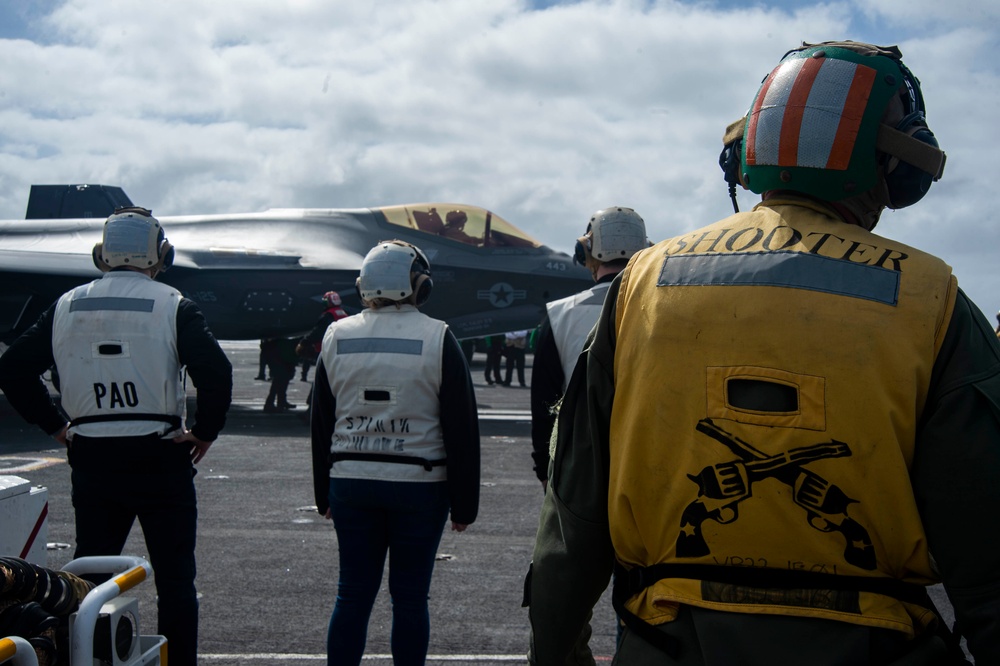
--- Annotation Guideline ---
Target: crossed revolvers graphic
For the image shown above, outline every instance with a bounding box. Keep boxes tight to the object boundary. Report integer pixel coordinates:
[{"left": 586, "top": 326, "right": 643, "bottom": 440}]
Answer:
[{"left": 676, "top": 419, "right": 876, "bottom": 570}]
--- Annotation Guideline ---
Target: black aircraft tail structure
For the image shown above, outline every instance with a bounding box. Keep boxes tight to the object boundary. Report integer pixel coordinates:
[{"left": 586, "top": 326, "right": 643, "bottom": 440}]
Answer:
[{"left": 25, "top": 184, "right": 134, "bottom": 220}]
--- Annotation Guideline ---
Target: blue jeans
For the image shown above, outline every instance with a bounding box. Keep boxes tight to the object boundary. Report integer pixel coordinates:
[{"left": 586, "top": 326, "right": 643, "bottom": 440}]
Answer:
[{"left": 327, "top": 478, "right": 450, "bottom": 666}]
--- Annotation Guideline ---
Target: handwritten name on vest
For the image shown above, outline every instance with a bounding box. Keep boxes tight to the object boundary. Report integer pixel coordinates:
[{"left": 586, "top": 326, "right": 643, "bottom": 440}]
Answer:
[
  {"left": 335, "top": 415, "right": 410, "bottom": 452},
  {"left": 666, "top": 225, "right": 908, "bottom": 272}
]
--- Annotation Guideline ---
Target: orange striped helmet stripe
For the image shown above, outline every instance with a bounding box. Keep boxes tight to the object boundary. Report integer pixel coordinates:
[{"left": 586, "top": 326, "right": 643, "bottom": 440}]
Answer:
[
  {"left": 826, "top": 64, "right": 877, "bottom": 169},
  {"left": 778, "top": 56, "right": 824, "bottom": 166}
]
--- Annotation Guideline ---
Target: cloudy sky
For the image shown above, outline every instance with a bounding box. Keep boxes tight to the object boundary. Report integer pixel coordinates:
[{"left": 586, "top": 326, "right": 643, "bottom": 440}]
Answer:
[{"left": 1, "top": 0, "right": 998, "bottom": 318}]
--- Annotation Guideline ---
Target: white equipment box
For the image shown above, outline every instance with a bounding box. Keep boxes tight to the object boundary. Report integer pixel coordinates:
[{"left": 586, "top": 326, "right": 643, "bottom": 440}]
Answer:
[{"left": 0, "top": 476, "right": 48, "bottom": 566}]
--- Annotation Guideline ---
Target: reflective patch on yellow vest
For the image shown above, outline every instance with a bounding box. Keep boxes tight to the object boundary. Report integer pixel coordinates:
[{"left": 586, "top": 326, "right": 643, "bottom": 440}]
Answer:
[
  {"left": 657, "top": 251, "right": 900, "bottom": 305},
  {"left": 701, "top": 580, "right": 861, "bottom": 613}
]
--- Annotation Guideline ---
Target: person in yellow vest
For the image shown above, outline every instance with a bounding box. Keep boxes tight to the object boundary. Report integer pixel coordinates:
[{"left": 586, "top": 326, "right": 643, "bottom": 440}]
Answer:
[{"left": 527, "top": 41, "right": 1000, "bottom": 665}]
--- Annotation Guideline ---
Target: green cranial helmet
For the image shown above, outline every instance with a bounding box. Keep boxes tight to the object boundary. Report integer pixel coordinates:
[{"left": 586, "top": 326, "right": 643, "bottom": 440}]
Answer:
[{"left": 737, "top": 42, "right": 945, "bottom": 206}]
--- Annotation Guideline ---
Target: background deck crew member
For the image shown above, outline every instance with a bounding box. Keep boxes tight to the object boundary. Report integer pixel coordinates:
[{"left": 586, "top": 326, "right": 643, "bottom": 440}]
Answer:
[
  {"left": 296, "top": 290, "right": 349, "bottom": 382},
  {"left": 530, "top": 206, "right": 649, "bottom": 490}
]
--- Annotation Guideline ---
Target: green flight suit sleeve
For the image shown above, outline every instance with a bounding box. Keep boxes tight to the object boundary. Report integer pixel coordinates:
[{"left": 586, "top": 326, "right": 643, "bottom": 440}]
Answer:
[
  {"left": 912, "top": 289, "right": 1000, "bottom": 663},
  {"left": 527, "top": 274, "right": 621, "bottom": 665}
]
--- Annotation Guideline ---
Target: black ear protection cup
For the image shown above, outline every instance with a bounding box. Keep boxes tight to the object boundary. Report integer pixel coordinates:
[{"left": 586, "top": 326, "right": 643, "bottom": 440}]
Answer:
[
  {"left": 719, "top": 115, "right": 750, "bottom": 213},
  {"left": 159, "top": 241, "right": 175, "bottom": 271},
  {"left": 884, "top": 111, "right": 939, "bottom": 209},
  {"left": 880, "top": 58, "right": 942, "bottom": 209},
  {"left": 573, "top": 237, "right": 589, "bottom": 265},
  {"left": 92, "top": 243, "right": 111, "bottom": 272},
  {"left": 719, "top": 137, "right": 745, "bottom": 213},
  {"left": 719, "top": 137, "right": 743, "bottom": 189},
  {"left": 574, "top": 223, "right": 594, "bottom": 265},
  {"left": 411, "top": 253, "right": 433, "bottom": 306},
  {"left": 412, "top": 272, "right": 433, "bottom": 306},
  {"left": 156, "top": 227, "right": 174, "bottom": 271}
]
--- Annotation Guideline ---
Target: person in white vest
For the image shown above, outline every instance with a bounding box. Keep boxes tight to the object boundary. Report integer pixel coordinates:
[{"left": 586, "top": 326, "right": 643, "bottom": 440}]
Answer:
[
  {"left": 527, "top": 41, "right": 1000, "bottom": 665},
  {"left": 529, "top": 206, "right": 649, "bottom": 491},
  {"left": 310, "top": 239, "right": 481, "bottom": 666},
  {"left": 0, "top": 207, "right": 233, "bottom": 666}
]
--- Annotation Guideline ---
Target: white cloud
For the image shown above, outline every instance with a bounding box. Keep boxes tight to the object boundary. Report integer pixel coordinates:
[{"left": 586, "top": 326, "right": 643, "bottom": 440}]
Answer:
[
  {"left": 850, "top": 0, "right": 1000, "bottom": 30},
  {"left": 0, "top": 0, "right": 998, "bottom": 315}
]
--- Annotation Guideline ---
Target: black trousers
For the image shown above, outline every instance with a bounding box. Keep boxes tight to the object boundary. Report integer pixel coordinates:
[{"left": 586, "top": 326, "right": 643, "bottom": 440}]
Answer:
[
  {"left": 505, "top": 348, "right": 526, "bottom": 385},
  {"left": 69, "top": 435, "right": 199, "bottom": 666},
  {"left": 485, "top": 341, "right": 503, "bottom": 383}
]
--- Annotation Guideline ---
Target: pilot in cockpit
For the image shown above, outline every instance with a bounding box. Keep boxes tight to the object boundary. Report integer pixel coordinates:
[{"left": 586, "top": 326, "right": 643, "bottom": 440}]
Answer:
[{"left": 439, "top": 210, "right": 477, "bottom": 245}]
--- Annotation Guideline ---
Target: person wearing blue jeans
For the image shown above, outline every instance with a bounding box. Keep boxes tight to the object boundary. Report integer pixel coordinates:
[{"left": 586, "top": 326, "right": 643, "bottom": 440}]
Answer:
[
  {"left": 327, "top": 479, "right": 450, "bottom": 663},
  {"left": 311, "top": 240, "right": 480, "bottom": 666}
]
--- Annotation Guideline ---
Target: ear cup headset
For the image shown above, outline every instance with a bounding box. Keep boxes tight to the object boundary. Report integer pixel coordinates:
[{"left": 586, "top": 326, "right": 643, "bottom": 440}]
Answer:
[
  {"left": 573, "top": 223, "right": 593, "bottom": 266},
  {"left": 882, "top": 111, "right": 940, "bottom": 209},
  {"left": 877, "top": 56, "right": 943, "bottom": 209},
  {"left": 91, "top": 244, "right": 111, "bottom": 272},
  {"left": 92, "top": 206, "right": 174, "bottom": 273},
  {"left": 719, "top": 123, "right": 745, "bottom": 213},
  {"left": 719, "top": 43, "right": 945, "bottom": 214},
  {"left": 410, "top": 248, "right": 434, "bottom": 306},
  {"left": 159, "top": 234, "right": 175, "bottom": 271}
]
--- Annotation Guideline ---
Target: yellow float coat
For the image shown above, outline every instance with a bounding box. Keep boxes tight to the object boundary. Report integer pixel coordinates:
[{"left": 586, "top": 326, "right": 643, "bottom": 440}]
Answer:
[{"left": 610, "top": 198, "right": 957, "bottom": 636}]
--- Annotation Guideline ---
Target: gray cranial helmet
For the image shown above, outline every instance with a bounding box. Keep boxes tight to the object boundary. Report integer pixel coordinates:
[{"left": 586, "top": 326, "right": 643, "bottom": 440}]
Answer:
[
  {"left": 93, "top": 207, "right": 173, "bottom": 272},
  {"left": 577, "top": 206, "right": 649, "bottom": 264},
  {"left": 356, "top": 240, "right": 432, "bottom": 305}
]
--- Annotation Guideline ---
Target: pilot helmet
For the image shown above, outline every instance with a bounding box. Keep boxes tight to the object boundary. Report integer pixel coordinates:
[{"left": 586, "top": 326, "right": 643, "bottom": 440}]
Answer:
[
  {"left": 322, "top": 291, "right": 342, "bottom": 308},
  {"left": 356, "top": 240, "right": 433, "bottom": 306},
  {"left": 575, "top": 206, "right": 649, "bottom": 266},
  {"left": 445, "top": 210, "right": 468, "bottom": 227},
  {"left": 92, "top": 206, "right": 174, "bottom": 273}
]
